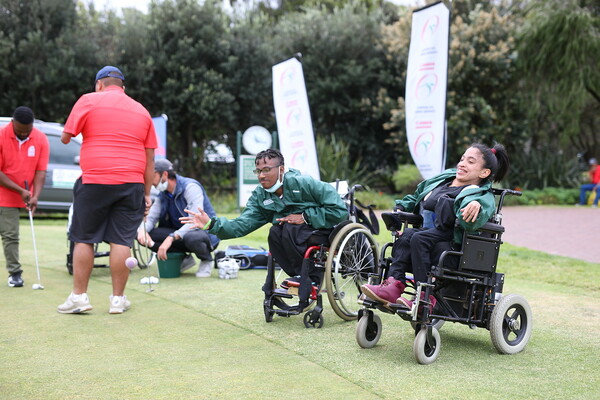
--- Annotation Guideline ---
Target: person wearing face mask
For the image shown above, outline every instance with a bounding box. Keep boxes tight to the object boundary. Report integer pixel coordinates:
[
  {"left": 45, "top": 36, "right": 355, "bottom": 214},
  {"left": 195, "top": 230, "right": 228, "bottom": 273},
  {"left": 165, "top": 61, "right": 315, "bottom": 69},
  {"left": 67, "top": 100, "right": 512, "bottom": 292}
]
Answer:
[
  {"left": 181, "top": 148, "right": 348, "bottom": 288},
  {"left": 360, "top": 143, "right": 510, "bottom": 310},
  {"left": 137, "top": 159, "right": 220, "bottom": 277}
]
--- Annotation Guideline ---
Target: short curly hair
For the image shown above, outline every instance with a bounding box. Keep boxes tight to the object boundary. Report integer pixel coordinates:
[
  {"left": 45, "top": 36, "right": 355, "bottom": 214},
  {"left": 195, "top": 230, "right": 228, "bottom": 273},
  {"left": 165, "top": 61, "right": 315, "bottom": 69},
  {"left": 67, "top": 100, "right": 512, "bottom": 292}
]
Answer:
[{"left": 255, "top": 149, "right": 284, "bottom": 166}]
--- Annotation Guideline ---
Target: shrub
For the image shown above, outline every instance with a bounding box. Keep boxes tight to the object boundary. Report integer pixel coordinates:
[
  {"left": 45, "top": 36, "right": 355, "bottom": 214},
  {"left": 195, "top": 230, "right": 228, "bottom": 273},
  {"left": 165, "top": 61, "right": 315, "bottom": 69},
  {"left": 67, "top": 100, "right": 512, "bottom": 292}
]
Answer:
[
  {"left": 503, "top": 187, "right": 579, "bottom": 206},
  {"left": 391, "top": 164, "right": 421, "bottom": 195},
  {"left": 316, "top": 134, "right": 375, "bottom": 187}
]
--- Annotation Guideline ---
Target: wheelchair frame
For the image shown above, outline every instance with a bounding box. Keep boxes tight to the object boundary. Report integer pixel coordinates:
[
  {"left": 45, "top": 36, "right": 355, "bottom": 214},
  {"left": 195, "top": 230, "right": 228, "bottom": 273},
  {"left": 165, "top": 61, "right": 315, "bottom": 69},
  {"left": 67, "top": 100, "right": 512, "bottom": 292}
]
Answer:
[
  {"left": 66, "top": 238, "right": 155, "bottom": 275},
  {"left": 262, "top": 184, "right": 380, "bottom": 328},
  {"left": 356, "top": 188, "right": 533, "bottom": 364}
]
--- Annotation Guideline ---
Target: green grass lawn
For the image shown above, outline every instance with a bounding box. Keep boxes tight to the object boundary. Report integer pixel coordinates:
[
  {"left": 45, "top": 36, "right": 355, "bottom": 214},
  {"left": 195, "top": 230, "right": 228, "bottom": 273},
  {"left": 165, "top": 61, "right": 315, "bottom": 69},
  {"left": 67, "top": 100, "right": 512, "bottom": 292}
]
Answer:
[{"left": 1, "top": 217, "right": 599, "bottom": 399}]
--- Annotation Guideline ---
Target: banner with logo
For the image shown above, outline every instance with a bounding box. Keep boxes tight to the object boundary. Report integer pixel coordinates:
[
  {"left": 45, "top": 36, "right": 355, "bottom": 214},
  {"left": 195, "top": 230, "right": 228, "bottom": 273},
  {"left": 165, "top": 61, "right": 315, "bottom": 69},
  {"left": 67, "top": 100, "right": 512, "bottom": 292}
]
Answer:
[
  {"left": 405, "top": 1, "right": 450, "bottom": 179},
  {"left": 272, "top": 57, "right": 320, "bottom": 179},
  {"left": 152, "top": 114, "right": 168, "bottom": 160}
]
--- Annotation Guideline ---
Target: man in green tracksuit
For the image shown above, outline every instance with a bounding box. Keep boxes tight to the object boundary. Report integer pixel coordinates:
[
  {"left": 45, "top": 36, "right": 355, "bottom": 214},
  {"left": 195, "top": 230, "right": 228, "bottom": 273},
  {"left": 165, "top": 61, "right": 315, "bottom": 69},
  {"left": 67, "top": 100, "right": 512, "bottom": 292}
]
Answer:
[{"left": 183, "top": 148, "right": 348, "bottom": 283}]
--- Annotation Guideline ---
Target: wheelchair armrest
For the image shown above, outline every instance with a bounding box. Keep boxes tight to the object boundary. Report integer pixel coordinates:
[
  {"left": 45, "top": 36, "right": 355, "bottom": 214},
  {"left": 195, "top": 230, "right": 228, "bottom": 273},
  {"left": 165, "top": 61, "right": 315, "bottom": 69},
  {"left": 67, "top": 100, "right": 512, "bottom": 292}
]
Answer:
[
  {"left": 477, "top": 222, "right": 505, "bottom": 234},
  {"left": 381, "top": 212, "right": 423, "bottom": 231}
]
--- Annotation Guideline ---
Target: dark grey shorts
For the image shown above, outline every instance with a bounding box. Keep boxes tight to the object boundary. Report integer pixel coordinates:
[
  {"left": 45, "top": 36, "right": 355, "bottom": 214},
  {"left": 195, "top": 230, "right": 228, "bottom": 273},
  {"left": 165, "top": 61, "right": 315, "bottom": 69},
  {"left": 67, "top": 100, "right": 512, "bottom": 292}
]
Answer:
[{"left": 69, "top": 178, "right": 145, "bottom": 247}]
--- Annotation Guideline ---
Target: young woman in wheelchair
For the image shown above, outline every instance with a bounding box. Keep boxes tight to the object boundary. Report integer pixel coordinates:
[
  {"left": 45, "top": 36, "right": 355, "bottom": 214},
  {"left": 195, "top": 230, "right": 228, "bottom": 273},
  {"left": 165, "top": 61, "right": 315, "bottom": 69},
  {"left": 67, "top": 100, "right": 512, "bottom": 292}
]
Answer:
[{"left": 361, "top": 143, "right": 509, "bottom": 310}]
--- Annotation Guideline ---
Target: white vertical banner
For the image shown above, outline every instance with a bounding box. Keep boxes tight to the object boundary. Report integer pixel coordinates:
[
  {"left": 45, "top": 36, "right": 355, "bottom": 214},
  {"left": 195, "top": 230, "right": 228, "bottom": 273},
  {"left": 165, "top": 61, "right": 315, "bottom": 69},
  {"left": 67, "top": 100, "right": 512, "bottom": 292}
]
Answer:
[
  {"left": 272, "top": 57, "right": 320, "bottom": 179},
  {"left": 405, "top": 1, "right": 450, "bottom": 179}
]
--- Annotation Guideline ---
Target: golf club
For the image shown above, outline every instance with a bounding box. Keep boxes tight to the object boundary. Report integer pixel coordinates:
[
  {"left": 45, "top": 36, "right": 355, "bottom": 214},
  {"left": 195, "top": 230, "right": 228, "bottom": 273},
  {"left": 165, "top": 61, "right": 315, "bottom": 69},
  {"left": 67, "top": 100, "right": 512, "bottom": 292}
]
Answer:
[
  {"left": 141, "top": 219, "right": 156, "bottom": 292},
  {"left": 25, "top": 181, "right": 44, "bottom": 290}
]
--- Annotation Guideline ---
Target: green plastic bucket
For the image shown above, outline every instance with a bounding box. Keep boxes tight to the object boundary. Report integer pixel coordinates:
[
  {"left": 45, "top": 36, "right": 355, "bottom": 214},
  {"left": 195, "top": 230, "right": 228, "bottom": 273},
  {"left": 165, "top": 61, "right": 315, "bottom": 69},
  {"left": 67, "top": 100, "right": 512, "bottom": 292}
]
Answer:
[{"left": 157, "top": 252, "right": 184, "bottom": 278}]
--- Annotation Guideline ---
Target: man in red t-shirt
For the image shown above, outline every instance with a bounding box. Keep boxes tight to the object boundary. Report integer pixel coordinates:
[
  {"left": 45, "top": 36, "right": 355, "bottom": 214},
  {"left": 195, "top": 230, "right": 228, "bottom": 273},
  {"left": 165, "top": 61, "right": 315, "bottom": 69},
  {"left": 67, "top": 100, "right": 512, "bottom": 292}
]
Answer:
[
  {"left": 578, "top": 157, "right": 600, "bottom": 207},
  {"left": 58, "top": 66, "right": 157, "bottom": 314},
  {"left": 0, "top": 106, "right": 49, "bottom": 287}
]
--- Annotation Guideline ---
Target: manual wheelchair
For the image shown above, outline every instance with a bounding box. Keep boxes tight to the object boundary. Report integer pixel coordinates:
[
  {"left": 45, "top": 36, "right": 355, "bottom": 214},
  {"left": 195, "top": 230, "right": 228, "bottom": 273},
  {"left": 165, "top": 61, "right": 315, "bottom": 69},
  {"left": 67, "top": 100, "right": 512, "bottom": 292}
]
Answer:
[
  {"left": 262, "top": 184, "right": 380, "bottom": 328},
  {"left": 65, "top": 206, "right": 155, "bottom": 274},
  {"left": 355, "top": 188, "right": 532, "bottom": 364}
]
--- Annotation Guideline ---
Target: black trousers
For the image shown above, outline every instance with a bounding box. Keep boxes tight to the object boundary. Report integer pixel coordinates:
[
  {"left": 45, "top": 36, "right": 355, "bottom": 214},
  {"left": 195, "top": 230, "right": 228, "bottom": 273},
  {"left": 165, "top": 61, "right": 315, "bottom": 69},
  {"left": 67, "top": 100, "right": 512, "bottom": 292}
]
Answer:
[
  {"left": 148, "top": 227, "right": 214, "bottom": 261},
  {"left": 388, "top": 227, "right": 453, "bottom": 284},
  {"left": 268, "top": 223, "right": 318, "bottom": 280}
]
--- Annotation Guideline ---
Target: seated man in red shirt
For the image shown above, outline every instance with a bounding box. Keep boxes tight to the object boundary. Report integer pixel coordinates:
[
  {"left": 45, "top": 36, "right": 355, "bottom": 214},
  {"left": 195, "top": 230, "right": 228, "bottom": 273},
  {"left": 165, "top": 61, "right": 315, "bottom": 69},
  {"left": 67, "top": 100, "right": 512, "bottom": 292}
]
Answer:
[
  {"left": 577, "top": 158, "right": 600, "bottom": 207},
  {"left": 0, "top": 106, "right": 49, "bottom": 287},
  {"left": 58, "top": 66, "right": 157, "bottom": 314}
]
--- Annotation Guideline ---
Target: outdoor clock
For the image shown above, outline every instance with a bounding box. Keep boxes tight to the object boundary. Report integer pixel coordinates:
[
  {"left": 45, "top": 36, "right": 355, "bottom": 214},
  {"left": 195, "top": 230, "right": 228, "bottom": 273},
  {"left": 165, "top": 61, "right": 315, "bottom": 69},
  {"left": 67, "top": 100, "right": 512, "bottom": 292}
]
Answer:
[{"left": 242, "top": 126, "right": 272, "bottom": 155}]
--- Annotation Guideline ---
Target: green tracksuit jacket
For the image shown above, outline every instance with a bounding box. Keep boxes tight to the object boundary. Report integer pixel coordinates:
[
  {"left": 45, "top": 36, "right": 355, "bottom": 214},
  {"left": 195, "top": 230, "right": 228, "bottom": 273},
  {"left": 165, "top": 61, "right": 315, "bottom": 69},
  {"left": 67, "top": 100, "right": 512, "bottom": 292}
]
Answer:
[
  {"left": 395, "top": 168, "right": 496, "bottom": 243},
  {"left": 208, "top": 169, "right": 348, "bottom": 239}
]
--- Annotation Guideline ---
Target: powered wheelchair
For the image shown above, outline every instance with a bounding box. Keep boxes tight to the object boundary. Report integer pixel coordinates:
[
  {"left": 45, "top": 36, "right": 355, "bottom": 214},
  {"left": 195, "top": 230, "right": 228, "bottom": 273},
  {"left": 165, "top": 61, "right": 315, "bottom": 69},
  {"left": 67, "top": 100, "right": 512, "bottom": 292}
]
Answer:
[
  {"left": 355, "top": 188, "right": 532, "bottom": 364},
  {"left": 262, "top": 184, "right": 380, "bottom": 328}
]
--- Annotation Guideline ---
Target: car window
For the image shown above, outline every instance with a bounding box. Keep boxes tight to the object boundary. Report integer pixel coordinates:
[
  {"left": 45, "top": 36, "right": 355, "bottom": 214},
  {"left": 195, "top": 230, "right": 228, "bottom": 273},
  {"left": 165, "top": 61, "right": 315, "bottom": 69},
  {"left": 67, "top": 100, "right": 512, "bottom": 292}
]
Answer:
[{"left": 46, "top": 134, "right": 80, "bottom": 165}]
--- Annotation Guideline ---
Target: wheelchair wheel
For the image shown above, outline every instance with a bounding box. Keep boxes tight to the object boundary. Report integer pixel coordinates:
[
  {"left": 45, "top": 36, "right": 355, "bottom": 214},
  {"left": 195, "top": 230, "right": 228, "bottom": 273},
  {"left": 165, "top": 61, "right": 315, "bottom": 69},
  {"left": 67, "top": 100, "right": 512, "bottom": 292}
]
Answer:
[
  {"left": 325, "top": 223, "right": 379, "bottom": 321},
  {"left": 132, "top": 240, "right": 155, "bottom": 270},
  {"left": 303, "top": 310, "right": 324, "bottom": 328},
  {"left": 413, "top": 327, "right": 441, "bottom": 364},
  {"left": 356, "top": 312, "right": 382, "bottom": 349},
  {"left": 489, "top": 294, "right": 532, "bottom": 355}
]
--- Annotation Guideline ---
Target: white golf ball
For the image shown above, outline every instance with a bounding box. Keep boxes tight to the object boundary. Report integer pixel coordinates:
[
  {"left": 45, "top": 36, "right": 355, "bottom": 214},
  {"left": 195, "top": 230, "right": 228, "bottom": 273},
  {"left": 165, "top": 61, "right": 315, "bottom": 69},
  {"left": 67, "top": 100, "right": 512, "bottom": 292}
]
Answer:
[
  {"left": 125, "top": 257, "right": 138, "bottom": 270},
  {"left": 32, "top": 283, "right": 43, "bottom": 290}
]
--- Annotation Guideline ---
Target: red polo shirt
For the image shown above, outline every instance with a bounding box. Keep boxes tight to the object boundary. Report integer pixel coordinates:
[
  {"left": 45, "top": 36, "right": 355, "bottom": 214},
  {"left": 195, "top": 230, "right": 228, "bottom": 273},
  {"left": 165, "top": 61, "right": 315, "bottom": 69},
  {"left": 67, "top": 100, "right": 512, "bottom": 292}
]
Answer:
[
  {"left": 591, "top": 165, "right": 600, "bottom": 185},
  {"left": 63, "top": 86, "right": 157, "bottom": 184},
  {"left": 0, "top": 122, "right": 49, "bottom": 207}
]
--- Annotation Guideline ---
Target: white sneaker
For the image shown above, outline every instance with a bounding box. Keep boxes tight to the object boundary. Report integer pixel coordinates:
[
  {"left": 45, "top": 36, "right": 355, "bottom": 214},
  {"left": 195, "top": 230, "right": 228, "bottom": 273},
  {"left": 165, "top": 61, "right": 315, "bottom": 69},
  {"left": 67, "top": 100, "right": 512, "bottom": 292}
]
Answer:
[
  {"left": 180, "top": 254, "right": 196, "bottom": 272},
  {"left": 57, "top": 292, "right": 93, "bottom": 314},
  {"left": 195, "top": 260, "right": 213, "bottom": 278},
  {"left": 109, "top": 295, "right": 131, "bottom": 314}
]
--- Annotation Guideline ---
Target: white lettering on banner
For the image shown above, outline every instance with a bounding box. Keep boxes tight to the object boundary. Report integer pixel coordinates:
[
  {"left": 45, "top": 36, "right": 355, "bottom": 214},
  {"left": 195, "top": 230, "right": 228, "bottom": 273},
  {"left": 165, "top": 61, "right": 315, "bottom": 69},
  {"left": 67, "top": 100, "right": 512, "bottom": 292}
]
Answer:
[
  {"left": 272, "top": 58, "right": 320, "bottom": 179},
  {"left": 405, "top": 2, "right": 450, "bottom": 179}
]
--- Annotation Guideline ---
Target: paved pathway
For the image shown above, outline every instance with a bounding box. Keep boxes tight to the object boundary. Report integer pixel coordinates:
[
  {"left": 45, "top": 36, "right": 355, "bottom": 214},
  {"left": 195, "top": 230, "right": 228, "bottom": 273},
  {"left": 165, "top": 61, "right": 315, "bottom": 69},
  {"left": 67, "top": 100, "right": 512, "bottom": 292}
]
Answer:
[{"left": 500, "top": 206, "right": 600, "bottom": 264}]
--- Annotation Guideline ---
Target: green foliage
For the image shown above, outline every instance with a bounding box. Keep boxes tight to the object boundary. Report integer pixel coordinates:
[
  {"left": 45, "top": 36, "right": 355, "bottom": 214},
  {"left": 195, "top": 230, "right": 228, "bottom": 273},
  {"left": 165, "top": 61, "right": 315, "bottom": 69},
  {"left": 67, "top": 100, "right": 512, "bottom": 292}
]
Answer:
[
  {"left": 143, "top": 0, "right": 235, "bottom": 174},
  {"left": 272, "top": 1, "right": 394, "bottom": 170},
  {"left": 506, "top": 146, "right": 581, "bottom": 190},
  {"left": 1, "top": 0, "right": 598, "bottom": 196},
  {"left": 380, "top": 2, "right": 530, "bottom": 166},
  {"left": 0, "top": 0, "right": 98, "bottom": 120},
  {"left": 391, "top": 164, "right": 421, "bottom": 194},
  {"left": 315, "top": 133, "right": 375, "bottom": 187},
  {"left": 517, "top": 0, "right": 600, "bottom": 155},
  {"left": 354, "top": 189, "right": 396, "bottom": 211},
  {"left": 503, "top": 187, "right": 579, "bottom": 206}
]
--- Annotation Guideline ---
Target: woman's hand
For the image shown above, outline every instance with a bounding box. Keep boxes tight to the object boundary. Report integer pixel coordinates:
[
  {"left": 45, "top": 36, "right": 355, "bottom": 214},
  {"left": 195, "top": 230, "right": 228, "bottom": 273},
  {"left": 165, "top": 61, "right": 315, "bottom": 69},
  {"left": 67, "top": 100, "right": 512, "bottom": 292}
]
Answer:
[
  {"left": 460, "top": 200, "right": 481, "bottom": 223},
  {"left": 180, "top": 207, "right": 211, "bottom": 228}
]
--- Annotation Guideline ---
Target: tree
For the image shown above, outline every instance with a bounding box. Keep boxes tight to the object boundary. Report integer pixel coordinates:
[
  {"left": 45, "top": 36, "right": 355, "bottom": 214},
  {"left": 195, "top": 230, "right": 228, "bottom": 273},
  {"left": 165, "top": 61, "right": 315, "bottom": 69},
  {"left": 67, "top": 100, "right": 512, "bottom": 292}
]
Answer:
[
  {"left": 517, "top": 0, "right": 600, "bottom": 158},
  {"left": 0, "top": 0, "right": 97, "bottom": 121},
  {"left": 141, "top": 0, "right": 235, "bottom": 174},
  {"left": 271, "top": 1, "right": 392, "bottom": 171},
  {"left": 380, "top": 1, "right": 528, "bottom": 173}
]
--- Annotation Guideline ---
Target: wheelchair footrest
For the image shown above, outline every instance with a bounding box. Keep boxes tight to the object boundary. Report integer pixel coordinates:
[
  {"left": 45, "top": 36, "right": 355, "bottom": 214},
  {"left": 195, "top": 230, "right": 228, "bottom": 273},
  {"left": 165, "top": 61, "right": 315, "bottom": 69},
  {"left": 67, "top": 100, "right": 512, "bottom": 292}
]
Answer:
[{"left": 272, "top": 288, "right": 294, "bottom": 299}]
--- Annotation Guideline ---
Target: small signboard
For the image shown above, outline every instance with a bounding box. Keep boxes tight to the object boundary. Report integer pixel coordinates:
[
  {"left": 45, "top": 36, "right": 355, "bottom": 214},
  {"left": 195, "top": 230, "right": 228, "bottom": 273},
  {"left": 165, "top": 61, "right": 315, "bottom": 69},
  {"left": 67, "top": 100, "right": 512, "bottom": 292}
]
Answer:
[{"left": 238, "top": 155, "right": 259, "bottom": 208}]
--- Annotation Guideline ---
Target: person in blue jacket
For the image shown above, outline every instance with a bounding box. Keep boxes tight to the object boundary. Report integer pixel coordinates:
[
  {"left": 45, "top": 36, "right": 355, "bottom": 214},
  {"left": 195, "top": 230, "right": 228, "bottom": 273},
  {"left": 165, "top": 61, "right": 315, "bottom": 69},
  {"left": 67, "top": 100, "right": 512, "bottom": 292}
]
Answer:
[
  {"left": 137, "top": 159, "right": 220, "bottom": 277},
  {"left": 361, "top": 143, "right": 510, "bottom": 309},
  {"left": 181, "top": 149, "right": 348, "bottom": 285}
]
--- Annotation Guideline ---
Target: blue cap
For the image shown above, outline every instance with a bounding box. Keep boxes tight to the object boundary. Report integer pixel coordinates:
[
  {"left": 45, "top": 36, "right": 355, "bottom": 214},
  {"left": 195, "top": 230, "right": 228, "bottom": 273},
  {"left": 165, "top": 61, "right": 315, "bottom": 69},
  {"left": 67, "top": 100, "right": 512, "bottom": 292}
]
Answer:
[{"left": 95, "top": 66, "right": 125, "bottom": 82}]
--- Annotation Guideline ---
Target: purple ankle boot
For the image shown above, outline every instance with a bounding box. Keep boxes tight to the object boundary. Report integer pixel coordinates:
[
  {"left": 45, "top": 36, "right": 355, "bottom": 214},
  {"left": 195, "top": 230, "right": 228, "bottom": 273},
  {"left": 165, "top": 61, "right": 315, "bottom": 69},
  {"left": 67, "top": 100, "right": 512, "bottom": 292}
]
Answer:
[{"left": 361, "top": 277, "right": 406, "bottom": 305}]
